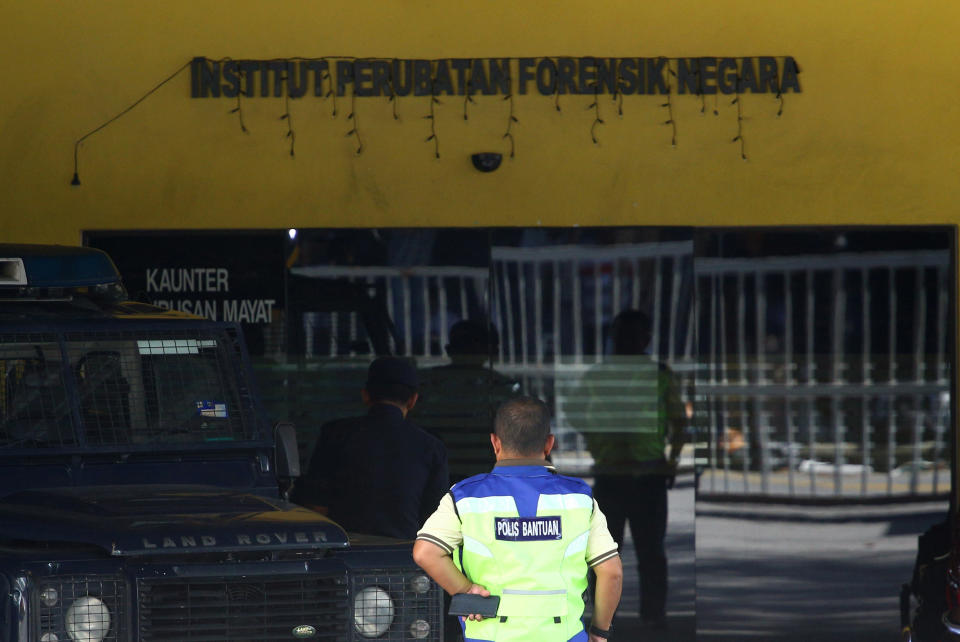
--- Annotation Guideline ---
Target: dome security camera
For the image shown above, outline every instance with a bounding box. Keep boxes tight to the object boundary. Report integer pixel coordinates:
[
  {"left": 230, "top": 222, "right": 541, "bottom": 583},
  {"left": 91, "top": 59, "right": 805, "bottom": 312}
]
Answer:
[{"left": 471, "top": 153, "right": 503, "bottom": 172}]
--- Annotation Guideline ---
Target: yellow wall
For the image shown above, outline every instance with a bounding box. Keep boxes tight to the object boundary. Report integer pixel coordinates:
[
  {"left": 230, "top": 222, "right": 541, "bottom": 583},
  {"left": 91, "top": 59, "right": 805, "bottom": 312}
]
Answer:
[{"left": 0, "top": 1, "right": 958, "bottom": 243}]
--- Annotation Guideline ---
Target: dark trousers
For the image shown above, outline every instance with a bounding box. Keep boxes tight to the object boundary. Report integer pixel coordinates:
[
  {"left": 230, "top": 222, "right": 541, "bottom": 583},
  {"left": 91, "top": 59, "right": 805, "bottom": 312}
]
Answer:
[{"left": 593, "top": 473, "right": 668, "bottom": 621}]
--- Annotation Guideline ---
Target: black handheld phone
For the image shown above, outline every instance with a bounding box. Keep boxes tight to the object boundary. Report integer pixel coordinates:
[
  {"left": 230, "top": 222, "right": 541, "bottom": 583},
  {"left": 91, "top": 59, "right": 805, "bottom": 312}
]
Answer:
[{"left": 449, "top": 593, "right": 500, "bottom": 618}]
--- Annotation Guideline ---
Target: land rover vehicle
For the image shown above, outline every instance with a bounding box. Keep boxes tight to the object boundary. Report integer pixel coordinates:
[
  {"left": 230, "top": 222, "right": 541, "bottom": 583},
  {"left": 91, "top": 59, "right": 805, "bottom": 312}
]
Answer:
[{"left": 0, "top": 245, "right": 443, "bottom": 641}]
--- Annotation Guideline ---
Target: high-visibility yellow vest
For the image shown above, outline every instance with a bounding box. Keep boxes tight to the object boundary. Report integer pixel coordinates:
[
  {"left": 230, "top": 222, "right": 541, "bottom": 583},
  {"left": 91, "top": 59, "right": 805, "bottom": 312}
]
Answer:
[{"left": 451, "top": 465, "right": 593, "bottom": 642}]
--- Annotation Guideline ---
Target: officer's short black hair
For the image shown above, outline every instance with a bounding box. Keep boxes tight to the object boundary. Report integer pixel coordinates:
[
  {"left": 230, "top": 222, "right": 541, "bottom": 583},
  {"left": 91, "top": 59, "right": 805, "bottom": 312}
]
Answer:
[{"left": 494, "top": 396, "right": 551, "bottom": 456}]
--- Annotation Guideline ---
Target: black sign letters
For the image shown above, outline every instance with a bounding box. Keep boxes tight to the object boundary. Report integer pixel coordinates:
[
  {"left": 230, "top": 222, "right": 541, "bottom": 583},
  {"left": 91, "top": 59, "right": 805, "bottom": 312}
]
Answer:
[{"left": 190, "top": 56, "right": 801, "bottom": 99}]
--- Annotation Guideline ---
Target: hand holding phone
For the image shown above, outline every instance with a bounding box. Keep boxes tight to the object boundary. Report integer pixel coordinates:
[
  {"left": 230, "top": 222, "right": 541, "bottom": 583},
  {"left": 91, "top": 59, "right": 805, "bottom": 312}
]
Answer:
[{"left": 449, "top": 592, "right": 500, "bottom": 620}]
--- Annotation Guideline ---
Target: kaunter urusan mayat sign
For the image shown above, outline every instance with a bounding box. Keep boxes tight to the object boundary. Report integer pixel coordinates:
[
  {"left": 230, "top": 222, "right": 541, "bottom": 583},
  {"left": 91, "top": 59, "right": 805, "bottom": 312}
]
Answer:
[{"left": 189, "top": 57, "right": 801, "bottom": 98}]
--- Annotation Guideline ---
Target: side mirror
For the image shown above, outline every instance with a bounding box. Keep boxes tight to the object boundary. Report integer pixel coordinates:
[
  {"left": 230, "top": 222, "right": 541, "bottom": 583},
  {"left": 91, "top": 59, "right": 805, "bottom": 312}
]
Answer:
[{"left": 274, "top": 422, "right": 301, "bottom": 479}]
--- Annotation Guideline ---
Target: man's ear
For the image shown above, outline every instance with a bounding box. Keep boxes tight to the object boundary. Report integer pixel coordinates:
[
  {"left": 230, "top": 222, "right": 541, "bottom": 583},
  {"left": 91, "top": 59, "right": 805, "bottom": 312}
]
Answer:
[
  {"left": 361, "top": 389, "right": 372, "bottom": 406},
  {"left": 406, "top": 392, "right": 419, "bottom": 412},
  {"left": 490, "top": 433, "right": 501, "bottom": 457},
  {"left": 544, "top": 434, "right": 555, "bottom": 458}
]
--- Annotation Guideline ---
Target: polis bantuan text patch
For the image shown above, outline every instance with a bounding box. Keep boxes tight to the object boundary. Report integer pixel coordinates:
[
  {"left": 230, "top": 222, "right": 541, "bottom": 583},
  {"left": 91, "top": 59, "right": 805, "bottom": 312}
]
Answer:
[{"left": 494, "top": 516, "right": 562, "bottom": 541}]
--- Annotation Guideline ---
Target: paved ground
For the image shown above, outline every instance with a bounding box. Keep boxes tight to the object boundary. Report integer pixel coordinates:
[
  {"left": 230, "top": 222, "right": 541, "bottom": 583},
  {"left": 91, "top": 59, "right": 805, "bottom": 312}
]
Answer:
[
  {"left": 695, "top": 497, "right": 948, "bottom": 641},
  {"left": 607, "top": 473, "right": 945, "bottom": 641}
]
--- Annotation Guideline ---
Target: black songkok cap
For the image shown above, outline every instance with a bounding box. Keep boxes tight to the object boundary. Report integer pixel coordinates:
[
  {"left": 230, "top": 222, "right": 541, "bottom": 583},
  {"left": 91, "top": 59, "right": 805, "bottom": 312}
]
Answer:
[{"left": 366, "top": 356, "right": 418, "bottom": 388}]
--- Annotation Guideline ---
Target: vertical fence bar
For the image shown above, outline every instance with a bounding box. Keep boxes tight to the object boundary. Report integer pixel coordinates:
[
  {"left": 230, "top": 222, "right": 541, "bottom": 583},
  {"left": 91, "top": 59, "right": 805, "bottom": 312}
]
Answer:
[
  {"left": 438, "top": 276, "right": 449, "bottom": 357},
  {"left": 612, "top": 257, "right": 621, "bottom": 319},
  {"left": 737, "top": 271, "right": 749, "bottom": 491},
  {"left": 805, "top": 401, "right": 816, "bottom": 495},
  {"left": 832, "top": 268, "right": 846, "bottom": 496},
  {"left": 669, "top": 258, "right": 682, "bottom": 364},
  {"left": 329, "top": 312, "right": 339, "bottom": 356},
  {"left": 519, "top": 262, "right": 529, "bottom": 368},
  {"left": 887, "top": 267, "right": 897, "bottom": 494},
  {"left": 934, "top": 266, "right": 949, "bottom": 493},
  {"left": 632, "top": 260, "right": 641, "bottom": 310},
  {"left": 303, "top": 313, "right": 314, "bottom": 359},
  {"left": 910, "top": 267, "right": 927, "bottom": 495},
  {"left": 911, "top": 392, "right": 922, "bottom": 496},
  {"left": 402, "top": 277, "right": 413, "bottom": 357},
  {"left": 478, "top": 275, "right": 488, "bottom": 319},
  {"left": 709, "top": 274, "right": 719, "bottom": 493},
  {"left": 573, "top": 261, "right": 583, "bottom": 365},
  {"left": 653, "top": 258, "right": 663, "bottom": 361},
  {"left": 422, "top": 275, "right": 432, "bottom": 356},
  {"left": 459, "top": 276, "right": 469, "bottom": 321},
  {"left": 756, "top": 271, "right": 769, "bottom": 493},
  {"left": 492, "top": 263, "right": 505, "bottom": 366},
  {"left": 915, "top": 267, "right": 927, "bottom": 382},
  {"left": 534, "top": 262, "right": 544, "bottom": 368},
  {"left": 503, "top": 262, "right": 517, "bottom": 366},
  {"left": 830, "top": 394, "right": 845, "bottom": 495},
  {"left": 593, "top": 261, "right": 603, "bottom": 362},
  {"left": 861, "top": 268, "right": 871, "bottom": 496},
  {"left": 719, "top": 273, "right": 730, "bottom": 492},
  {"left": 349, "top": 277, "right": 361, "bottom": 355},
  {"left": 385, "top": 275, "right": 396, "bottom": 350},
  {"left": 806, "top": 269, "right": 816, "bottom": 495},
  {"left": 683, "top": 260, "right": 695, "bottom": 362},
  {"left": 934, "top": 391, "right": 947, "bottom": 494},
  {"left": 349, "top": 312, "right": 358, "bottom": 356},
  {"left": 553, "top": 260, "right": 562, "bottom": 366},
  {"left": 937, "top": 264, "right": 948, "bottom": 382},
  {"left": 785, "top": 270, "right": 796, "bottom": 495}
]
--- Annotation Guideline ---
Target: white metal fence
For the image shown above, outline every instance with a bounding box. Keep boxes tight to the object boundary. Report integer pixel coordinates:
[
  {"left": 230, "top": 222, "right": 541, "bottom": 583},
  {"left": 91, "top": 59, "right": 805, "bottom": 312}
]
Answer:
[
  {"left": 282, "top": 245, "right": 951, "bottom": 499},
  {"left": 487, "top": 242, "right": 696, "bottom": 463},
  {"left": 696, "top": 250, "right": 952, "bottom": 498},
  {"left": 489, "top": 242, "right": 696, "bottom": 367},
  {"left": 289, "top": 265, "right": 489, "bottom": 359}
]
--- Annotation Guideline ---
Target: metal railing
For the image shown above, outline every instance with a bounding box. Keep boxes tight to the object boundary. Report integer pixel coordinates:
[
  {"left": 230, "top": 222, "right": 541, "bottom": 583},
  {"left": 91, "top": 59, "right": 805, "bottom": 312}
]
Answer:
[
  {"left": 695, "top": 250, "right": 952, "bottom": 498},
  {"left": 278, "top": 245, "right": 952, "bottom": 499},
  {"left": 489, "top": 241, "right": 695, "bottom": 367},
  {"left": 488, "top": 242, "right": 696, "bottom": 464},
  {"left": 289, "top": 265, "right": 489, "bottom": 359}
]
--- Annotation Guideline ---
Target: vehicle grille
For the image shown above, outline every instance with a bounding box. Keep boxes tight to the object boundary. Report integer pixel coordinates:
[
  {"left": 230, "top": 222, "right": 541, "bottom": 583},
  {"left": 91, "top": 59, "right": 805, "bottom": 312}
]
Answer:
[{"left": 138, "top": 575, "right": 349, "bottom": 641}]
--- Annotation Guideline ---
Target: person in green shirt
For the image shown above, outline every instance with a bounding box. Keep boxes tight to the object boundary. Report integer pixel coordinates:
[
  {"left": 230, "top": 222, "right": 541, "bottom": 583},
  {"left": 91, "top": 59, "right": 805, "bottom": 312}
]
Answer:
[{"left": 567, "top": 309, "right": 686, "bottom": 629}]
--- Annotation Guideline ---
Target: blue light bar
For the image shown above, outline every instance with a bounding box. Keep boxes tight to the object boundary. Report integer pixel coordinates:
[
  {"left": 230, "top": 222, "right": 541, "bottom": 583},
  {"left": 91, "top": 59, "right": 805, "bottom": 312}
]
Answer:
[{"left": 0, "top": 244, "right": 122, "bottom": 288}]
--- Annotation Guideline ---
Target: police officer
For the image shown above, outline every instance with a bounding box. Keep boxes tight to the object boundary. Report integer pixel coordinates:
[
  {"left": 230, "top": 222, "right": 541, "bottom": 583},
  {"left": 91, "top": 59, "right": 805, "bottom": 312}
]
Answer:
[
  {"left": 413, "top": 396, "right": 623, "bottom": 642},
  {"left": 292, "top": 356, "right": 449, "bottom": 539}
]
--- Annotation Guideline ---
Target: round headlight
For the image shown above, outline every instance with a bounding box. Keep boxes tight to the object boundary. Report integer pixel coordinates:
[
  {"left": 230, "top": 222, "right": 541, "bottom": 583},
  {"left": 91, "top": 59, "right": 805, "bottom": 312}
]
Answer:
[
  {"left": 410, "top": 619, "right": 431, "bottom": 639},
  {"left": 353, "top": 586, "right": 394, "bottom": 638},
  {"left": 40, "top": 634, "right": 60, "bottom": 642},
  {"left": 40, "top": 586, "right": 59, "bottom": 607},
  {"left": 65, "top": 596, "right": 111, "bottom": 642},
  {"left": 409, "top": 574, "right": 432, "bottom": 595}
]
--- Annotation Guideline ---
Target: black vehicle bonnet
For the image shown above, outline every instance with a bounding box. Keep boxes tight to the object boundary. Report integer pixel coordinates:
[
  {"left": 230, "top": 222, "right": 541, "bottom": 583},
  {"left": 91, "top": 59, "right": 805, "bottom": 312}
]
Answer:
[{"left": 0, "top": 484, "right": 349, "bottom": 555}]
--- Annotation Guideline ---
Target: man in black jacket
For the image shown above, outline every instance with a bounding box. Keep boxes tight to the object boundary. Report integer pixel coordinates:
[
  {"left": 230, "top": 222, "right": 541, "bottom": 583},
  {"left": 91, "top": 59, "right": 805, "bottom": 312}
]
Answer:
[{"left": 293, "top": 357, "right": 449, "bottom": 539}]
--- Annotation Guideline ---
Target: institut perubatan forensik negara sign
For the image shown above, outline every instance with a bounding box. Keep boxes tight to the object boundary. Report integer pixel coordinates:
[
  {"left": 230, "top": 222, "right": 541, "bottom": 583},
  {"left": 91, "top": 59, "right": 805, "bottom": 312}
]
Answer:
[{"left": 189, "top": 57, "right": 801, "bottom": 98}]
